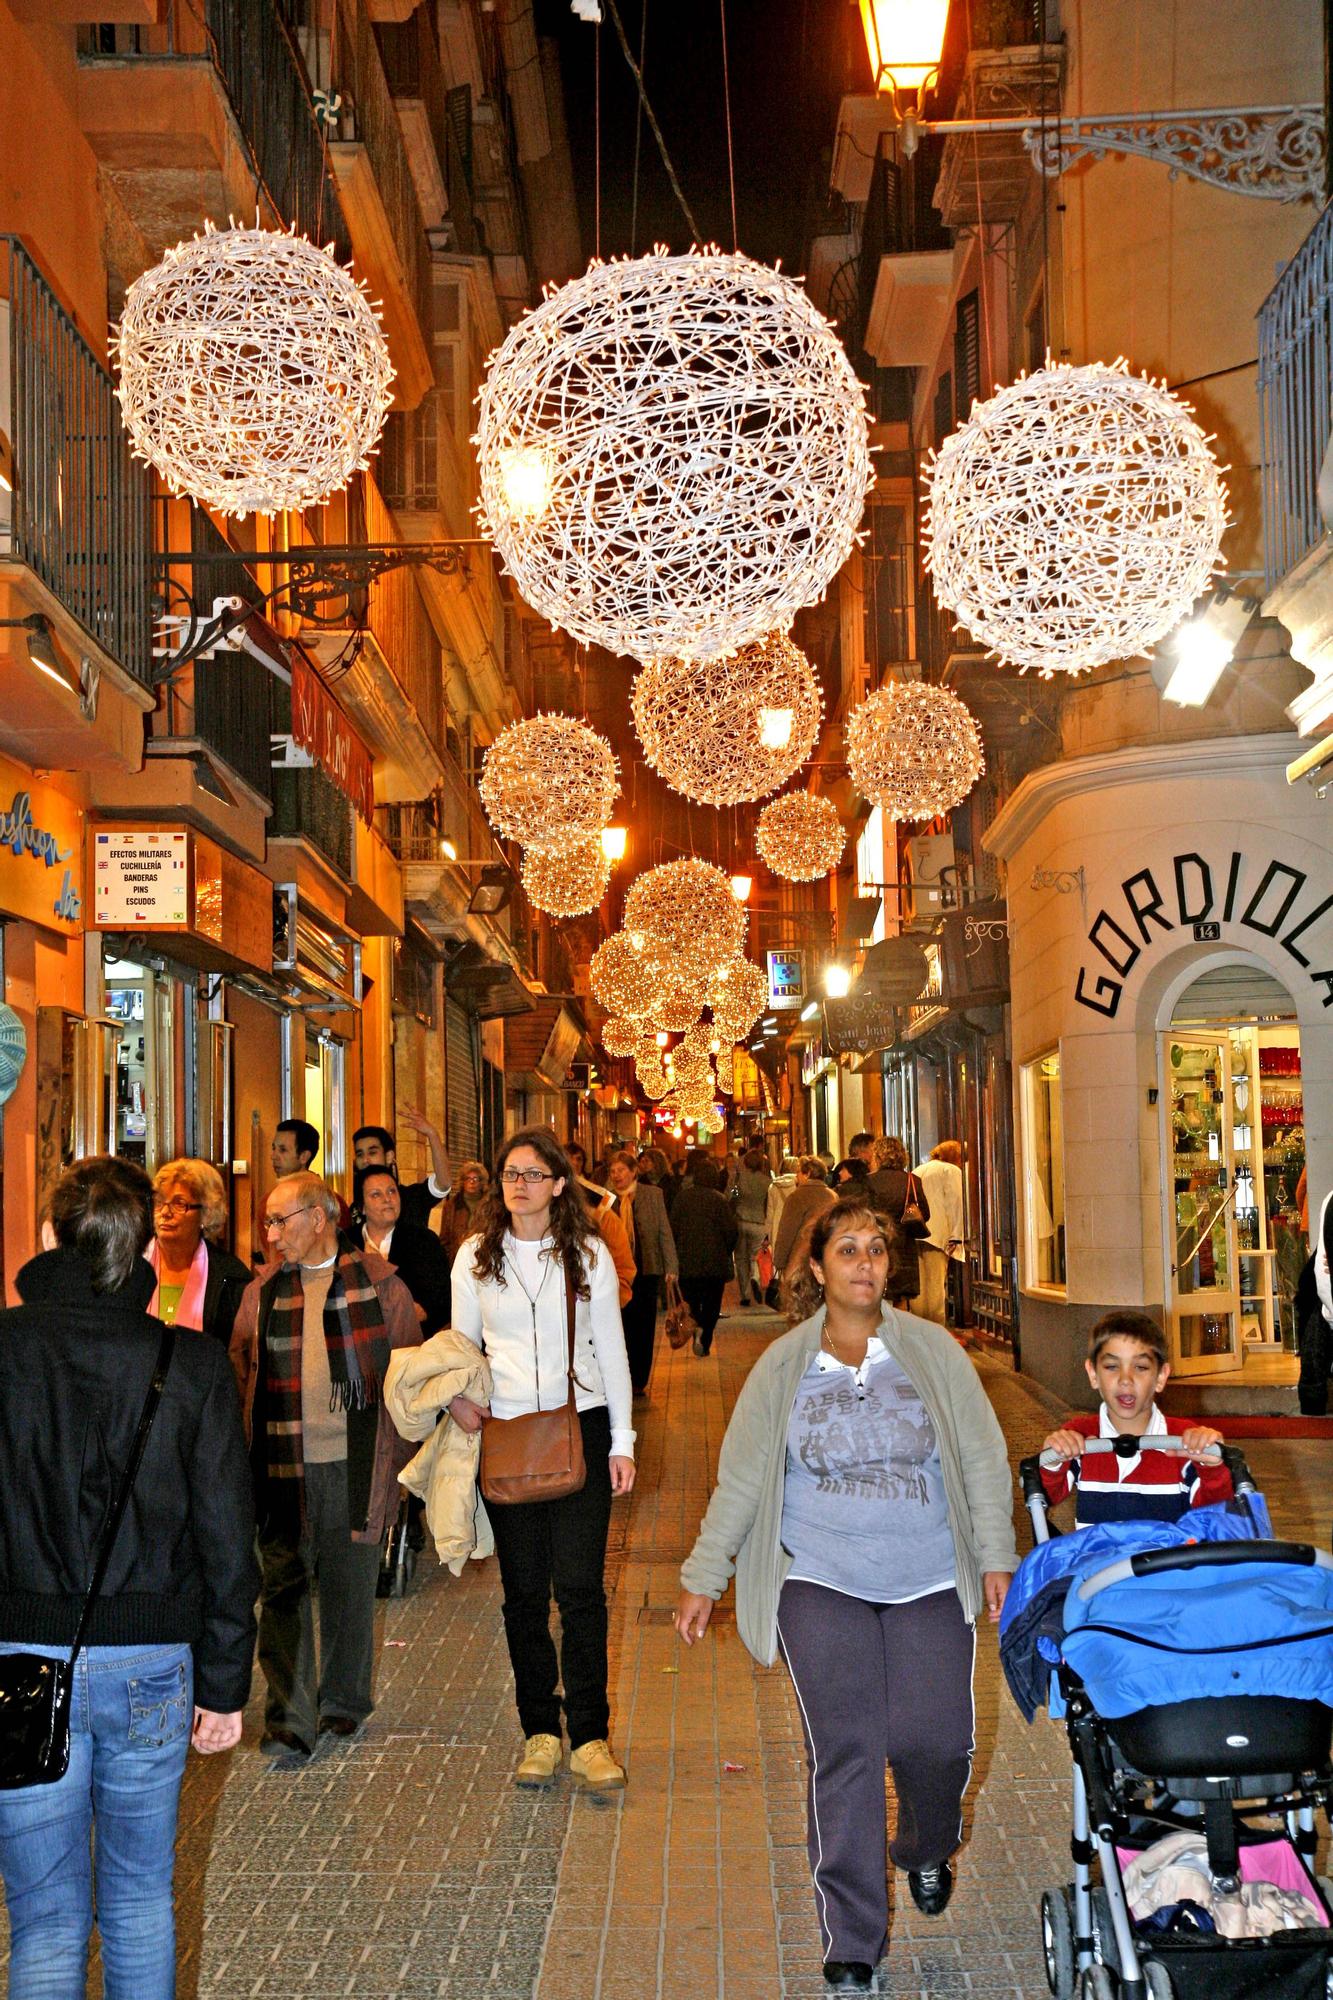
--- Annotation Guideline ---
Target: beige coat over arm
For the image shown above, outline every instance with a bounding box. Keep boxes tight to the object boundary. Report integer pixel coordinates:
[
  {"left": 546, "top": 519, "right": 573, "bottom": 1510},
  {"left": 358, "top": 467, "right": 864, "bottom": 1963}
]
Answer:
[{"left": 385, "top": 1329, "right": 496, "bottom": 1572}]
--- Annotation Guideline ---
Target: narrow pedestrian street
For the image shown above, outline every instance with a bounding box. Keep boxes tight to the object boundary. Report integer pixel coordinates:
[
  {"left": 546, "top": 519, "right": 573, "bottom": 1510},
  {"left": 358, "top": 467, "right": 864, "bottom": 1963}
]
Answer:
[{"left": 8, "top": 1316, "right": 1322, "bottom": 2000}]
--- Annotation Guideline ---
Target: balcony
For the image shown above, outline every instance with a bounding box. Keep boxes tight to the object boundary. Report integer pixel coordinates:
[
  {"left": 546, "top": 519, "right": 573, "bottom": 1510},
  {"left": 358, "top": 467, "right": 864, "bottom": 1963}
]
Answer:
[
  {"left": 271, "top": 761, "right": 353, "bottom": 881},
  {"left": 933, "top": 41, "right": 1064, "bottom": 231},
  {"left": 375, "top": 8, "right": 478, "bottom": 254},
  {"left": 0, "top": 236, "right": 153, "bottom": 767}
]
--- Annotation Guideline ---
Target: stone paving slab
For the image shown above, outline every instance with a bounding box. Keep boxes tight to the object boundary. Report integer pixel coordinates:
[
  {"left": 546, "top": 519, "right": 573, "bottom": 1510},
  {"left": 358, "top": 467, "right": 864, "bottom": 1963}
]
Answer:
[{"left": 1, "top": 1312, "right": 1327, "bottom": 1997}]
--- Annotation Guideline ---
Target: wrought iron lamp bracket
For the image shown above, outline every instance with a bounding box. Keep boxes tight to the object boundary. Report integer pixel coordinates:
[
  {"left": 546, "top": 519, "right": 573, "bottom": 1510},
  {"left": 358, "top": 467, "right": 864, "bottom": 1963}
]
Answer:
[{"left": 1021, "top": 104, "right": 1325, "bottom": 203}]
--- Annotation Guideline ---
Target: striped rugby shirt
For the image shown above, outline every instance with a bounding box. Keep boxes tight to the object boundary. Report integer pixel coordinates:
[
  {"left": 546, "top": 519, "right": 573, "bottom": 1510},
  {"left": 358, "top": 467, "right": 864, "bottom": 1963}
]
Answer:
[{"left": 1040, "top": 1405, "right": 1233, "bottom": 1529}]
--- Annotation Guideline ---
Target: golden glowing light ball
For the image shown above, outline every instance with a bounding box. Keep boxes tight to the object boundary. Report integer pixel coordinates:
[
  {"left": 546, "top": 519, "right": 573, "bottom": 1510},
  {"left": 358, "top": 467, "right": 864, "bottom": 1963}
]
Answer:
[
  {"left": 599, "top": 1017, "right": 643, "bottom": 1059},
  {"left": 520, "top": 835, "right": 612, "bottom": 918},
  {"left": 707, "top": 954, "right": 769, "bottom": 1041},
  {"left": 474, "top": 248, "right": 875, "bottom": 663},
  {"left": 846, "top": 681, "right": 984, "bottom": 823},
  {"left": 479, "top": 714, "right": 618, "bottom": 853},
  {"left": 716, "top": 1048, "right": 735, "bottom": 1095},
  {"left": 630, "top": 634, "right": 822, "bottom": 807},
  {"left": 755, "top": 791, "right": 846, "bottom": 881},
  {"left": 651, "top": 980, "right": 711, "bottom": 1034},
  {"left": 588, "top": 932, "right": 659, "bottom": 1019},
  {"left": 115, "top": 224, "right": 394, "bottom": 518},
  {"left": 635, "top": 1053, "right": 670, "bottom": 1100},
  {"left": 924, "top": 359, "right": 1229, "bottom": 677},
  {"left": 624, "top": 859, "right": 746, "bottom": 985}
]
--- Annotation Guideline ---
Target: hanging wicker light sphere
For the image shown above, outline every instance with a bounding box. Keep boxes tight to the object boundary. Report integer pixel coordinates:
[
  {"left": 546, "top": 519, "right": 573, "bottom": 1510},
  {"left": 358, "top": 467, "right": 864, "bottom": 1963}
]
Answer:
[
  {"left": 480, "top": 714, "right": 618, "bottom": 853},
  {"left": 630, "top": 634, "right": 822, "bottom": 807},
  {"left": 698, "top": 1106, "right": 727, "bottom": 1135},
  {"left": 599, "top": 1017, "right": 642, "bottom": 1060},
  {"left": 846, "top": 681, "right": 985, "bottom": 823},
  {"left": 474, "top": 247, "right": 875, "bottom": 663},
  {"left": 114, "top": 224, "right": 394, "bottom": 518},
  {"left": 589, "top": 932, "right": 659, "bottom": 1019},
  {"left": 707, "top": 955, "right": 769, "bottom": 1041},
  {"left": 716, "top": 1048, "right": 735, "bottom": 1096},
  {"left": 650, "top": 978, "right": 710, "bottom": 1035},
  {"left": 756, "top": 791, "right": 846, "bottom": 882},
  {"left": 669, "top": 1042, "right": 712, "bottom": 1086},
  {"left": 635, "top": 1055, "right": 670, "bottom": 1101},
  {"left": 624, "top": 859, "right": 745, "bottom": 985},
  {"left": 924, "top": 358, "right": 1229, "bottom": 677},
  {"left": 520, "top": 834, "right": 611, "bottom": 918}
]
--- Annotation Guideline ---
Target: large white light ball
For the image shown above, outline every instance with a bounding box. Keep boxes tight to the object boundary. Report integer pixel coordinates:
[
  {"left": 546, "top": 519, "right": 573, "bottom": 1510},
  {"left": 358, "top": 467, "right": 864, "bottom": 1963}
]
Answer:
[
  {"left": 114, "top": 225, "right": 394, "bottom": 518},
  {"left": 846, "top": 681, "right": 984, "bottom": 823},
  {"left": 924, "top": 358, "right": 1228, "bottom": 677},
  {"left": 474, "top": 248, "right": 875, "bottom": 663}
]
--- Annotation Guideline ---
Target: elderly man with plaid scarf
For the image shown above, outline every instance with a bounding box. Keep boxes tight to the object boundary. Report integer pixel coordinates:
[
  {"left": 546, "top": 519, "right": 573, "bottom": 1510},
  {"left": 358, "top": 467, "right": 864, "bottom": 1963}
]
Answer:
[{"left": 231, "top": 1172, "right": 421, "bottom": 1766}]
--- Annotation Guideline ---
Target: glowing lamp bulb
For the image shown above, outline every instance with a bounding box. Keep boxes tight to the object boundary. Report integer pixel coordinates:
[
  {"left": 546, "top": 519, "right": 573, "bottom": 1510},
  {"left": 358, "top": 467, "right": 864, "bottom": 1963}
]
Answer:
[
  {"left": 824, "top": 963, "right": 852, "bottom": 998},
  {"left": 730, "top": 874, "right": 752, "bottom": 902},
  {"left": 655, "top": 1030, "right": 670, "bottom": 1048},
  {"left": 439, "top": 836, "right": 458, "bottom": 862},
  {"left": 757, "top": 705, "right": 794, "bottom": 750},
  {"left": 498, "top": 445, "right": 551, "bottom": 521},
  {"left": 600, "top": 825, "right": 628, "bottom": 861}
]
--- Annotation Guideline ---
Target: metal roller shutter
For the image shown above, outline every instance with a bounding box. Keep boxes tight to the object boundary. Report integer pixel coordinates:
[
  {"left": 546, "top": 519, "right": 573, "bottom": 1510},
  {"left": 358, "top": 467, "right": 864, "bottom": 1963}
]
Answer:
[{"left": 444, "top": 997, "right": 481, "bottom": 1163}]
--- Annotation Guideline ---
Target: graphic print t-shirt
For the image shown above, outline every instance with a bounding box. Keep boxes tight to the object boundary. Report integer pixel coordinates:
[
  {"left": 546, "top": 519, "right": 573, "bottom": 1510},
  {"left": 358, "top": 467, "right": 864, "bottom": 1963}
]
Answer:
[{"left": 780, "top": 1342, "right": 956, "bottom": 1604}]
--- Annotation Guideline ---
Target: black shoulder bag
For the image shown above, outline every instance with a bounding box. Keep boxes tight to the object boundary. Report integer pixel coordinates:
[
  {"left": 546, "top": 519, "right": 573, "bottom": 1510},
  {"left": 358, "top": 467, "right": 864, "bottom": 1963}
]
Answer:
[{"left": 0, "top": 1323, "right": 177, "bottom": 1790}]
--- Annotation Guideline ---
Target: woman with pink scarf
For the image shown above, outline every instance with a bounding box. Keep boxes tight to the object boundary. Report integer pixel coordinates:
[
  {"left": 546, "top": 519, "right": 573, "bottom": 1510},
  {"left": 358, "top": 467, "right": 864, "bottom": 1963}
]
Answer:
[{"left": 149, "top": 1158, "right": 251, "bottom": 1344}]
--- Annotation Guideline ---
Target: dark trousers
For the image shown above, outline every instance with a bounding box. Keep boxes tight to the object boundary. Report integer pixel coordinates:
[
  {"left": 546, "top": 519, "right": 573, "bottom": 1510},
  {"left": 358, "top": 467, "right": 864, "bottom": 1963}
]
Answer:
[
  {"left": 679, "top": 1277, "right": 725, "bottom": 1353},
  {"left": 776, "top": 1579, "right": 977, "bottom": 1967},
  {"left": 257, "top": 1458, "right": 382, "bottom": 1751},
  {"left": 622, "top": 1272, "right": 661, "bottom": 1391},
  {"left": 486, "top": 1406, "right": 614, "bottom": 1750}
]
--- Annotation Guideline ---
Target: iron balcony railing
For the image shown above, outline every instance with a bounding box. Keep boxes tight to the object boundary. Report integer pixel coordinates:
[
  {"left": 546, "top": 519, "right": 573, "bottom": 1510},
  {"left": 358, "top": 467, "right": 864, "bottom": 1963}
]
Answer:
[
  {"left": 271, "top": 763, "right": 353, "bottom": 879},
  {"left": 0, "top": 237, "right": 152, "bottom": 685},
  {"left": 1258, "top": 202, "right": 1333, "bottom": 591}
]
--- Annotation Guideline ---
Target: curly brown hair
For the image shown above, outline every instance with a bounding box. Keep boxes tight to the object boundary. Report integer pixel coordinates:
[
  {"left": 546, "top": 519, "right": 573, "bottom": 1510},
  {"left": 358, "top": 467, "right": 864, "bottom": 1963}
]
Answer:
[
  {"left": 468, "top": 1126, "right": 599, "bottom": 1297},
  {"left": 782, "top": 1200, "right": 898, "bottom": 1323},
  {"left": 872, "top": 1134, "right": 908, "bottom": 1172}
]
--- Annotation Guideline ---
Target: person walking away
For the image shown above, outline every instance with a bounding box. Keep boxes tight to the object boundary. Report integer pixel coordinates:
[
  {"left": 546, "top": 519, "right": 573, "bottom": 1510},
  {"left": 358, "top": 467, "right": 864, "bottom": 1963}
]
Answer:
[
  {"left": 0, "top": 1157, "right": 257, "bottom": 2000},
  {"left": 352, "top": 1110, "right": 452, "bottom": 1230},
  {"left": 866, "top": 1136, "right": 931, "bottom": 1308},
  {"left": 670, "top": 1154, "right": 740, "bottom": 1356},
  {"left": 733, "top": 1147, "right": 772, "bottom": 1307},
  {"left": 356, "top": 1166, "right": 452, "bottom": 1334},
  {"left": 773, "top": 1157, "right": 835, "bottom": 1277},
  {"left": 676, "top": 1201, "right": 1017, "bottom": 1991},
  {"left": 847, "top": 1132, "right": 876, "bottom": 1167},
  {"left": 148, "top": 1156, "right": 251, "bottom": 1344},
  {"left": 765, "top": 1156, "right": 800, "bottom": 1262},
  {"left": 607, "top": 1149, "right": 678, "bottom": 1395},
  {"left": 566, "top": 1143, "right": 636, "bottom": 1309},
  {"left": 230, "top": 1172, "right": 420, "bottom": 1765},
  {"left": 911, "top": 1141, "right": 965, "bottom": 1327},
  {"left": 440, "top": 1159, "right": 490, "bottom": 1261},
  {"left": 446, "top": 1127, "right": 635, "bottom": 1791},
  {"left": 1296, "top": 1187, "right": 1332, "bottom": 1414}
]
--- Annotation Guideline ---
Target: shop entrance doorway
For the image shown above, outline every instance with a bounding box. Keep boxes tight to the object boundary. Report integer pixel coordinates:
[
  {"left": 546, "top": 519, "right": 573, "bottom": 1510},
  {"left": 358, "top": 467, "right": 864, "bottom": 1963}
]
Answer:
[
  {"left": 1161, "top": 964, "right": 1304, "bottom": 1381},
  {"left": 104, "top": 953, "right": 175, "bottom": 1171}
]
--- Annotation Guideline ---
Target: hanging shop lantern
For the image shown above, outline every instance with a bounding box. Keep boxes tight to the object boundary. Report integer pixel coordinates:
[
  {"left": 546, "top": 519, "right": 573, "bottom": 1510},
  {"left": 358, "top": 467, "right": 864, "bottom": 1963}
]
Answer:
[
  {"left": 755, "top": 791, "right": 847, "bottom": 881},
  {"left": 629, "top": 634, "right": 822, "bottom": 807},
  {"left": 474, "top": 248, "right": 875, "bottom": 663},
  {"left": 114, "top": 224, "right": 394, "bottom": 518},
  {"left": 479, "top": 714, "right": 619, "bottom": 853},
  {"left": 845, "top": 680, "right": 985, "bottom": 822},
  {"left": 924, "top": 358, "right": 1228, "bottom": 677},
  {"left": 520, "top": 834, "right": 612, "bottom": 917}
]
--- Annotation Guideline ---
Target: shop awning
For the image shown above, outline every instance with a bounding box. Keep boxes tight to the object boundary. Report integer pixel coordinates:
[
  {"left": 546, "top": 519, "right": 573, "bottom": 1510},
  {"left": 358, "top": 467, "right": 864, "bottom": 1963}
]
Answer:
[{"left": 444, "top": 940, "right": 535, "bottom": 1019}]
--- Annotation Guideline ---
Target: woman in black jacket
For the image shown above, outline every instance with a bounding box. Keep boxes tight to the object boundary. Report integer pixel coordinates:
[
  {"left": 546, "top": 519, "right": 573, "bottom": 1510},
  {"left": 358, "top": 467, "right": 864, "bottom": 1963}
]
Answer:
[
  {"left": 668, "top": 1154, "right": 740, "bottom": 1357},
  {"left": 865, "top": 1136, "right": 931, "bottom": 1307},
  {"left": 0, "top": 1157, "right": 258, "bottom": 2000}
]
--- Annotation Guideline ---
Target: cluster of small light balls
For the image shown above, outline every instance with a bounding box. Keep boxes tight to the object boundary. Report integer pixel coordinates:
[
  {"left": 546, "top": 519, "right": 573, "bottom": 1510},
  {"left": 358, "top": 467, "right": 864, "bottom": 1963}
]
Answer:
[
  {"left": 114, "top": 223, "right": 395, "bottom": 519},
  {"left": 479, "top": 714, "right": 618, "bottom": 853},
  {"left": 846, "top": 681, "right": 985, "bottom": 823},
  {"left": 519, "top": 835, "right": 611, "bottom": 918},
  {"left": 755, "top": 792, "right": 846, "bottom": 882},
  {"left": 474, "top": 247, "right": 876, "bottom": 665},
  {"left": 630, "top": 634, "right": 822, "bottom": 808},
  {"left": 924, "top": 358, "right": 1229, "bottom": 678}
]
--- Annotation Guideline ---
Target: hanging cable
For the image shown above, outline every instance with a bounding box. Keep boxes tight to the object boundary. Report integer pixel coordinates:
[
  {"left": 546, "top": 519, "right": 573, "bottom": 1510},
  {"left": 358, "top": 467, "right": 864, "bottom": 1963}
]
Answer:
[
  {"left": 630, "top": 0, "right": 648, "bottom": 255},
  {"left": 603, "top": 0, "right": 702, "bottom": 241},
  {"left": 594, "top": 19, "right": 602, "bottom": 259},
  {"left": 719, "top": 0, "right": 738, "bottom": 251}
]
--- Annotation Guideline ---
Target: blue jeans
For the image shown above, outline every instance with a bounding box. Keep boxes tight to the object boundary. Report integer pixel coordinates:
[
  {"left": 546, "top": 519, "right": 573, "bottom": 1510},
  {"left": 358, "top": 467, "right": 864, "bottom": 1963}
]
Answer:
[{"left": 0, "top": 1641, "right": 193, "bottom": 2000}]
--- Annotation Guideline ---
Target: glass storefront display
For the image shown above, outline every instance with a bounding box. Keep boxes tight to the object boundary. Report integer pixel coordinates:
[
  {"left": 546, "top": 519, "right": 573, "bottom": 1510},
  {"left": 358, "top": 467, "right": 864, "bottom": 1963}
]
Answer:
[{"left": 1020, "top": 1049, "right": 1065, "bottom": 1290}]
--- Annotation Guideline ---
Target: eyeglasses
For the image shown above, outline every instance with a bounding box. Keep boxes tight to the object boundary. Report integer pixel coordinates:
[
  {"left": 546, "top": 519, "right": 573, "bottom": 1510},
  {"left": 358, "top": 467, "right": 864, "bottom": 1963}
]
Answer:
[
  {"left": 264, "top": 1204, "right": 316, "bottom": 1232},
  {"left": 154, "top": 1197, "right": 202, "bottom": 1217},
  {"left": 499, "top": 1168, "right": 555, "bottom": 1186}
]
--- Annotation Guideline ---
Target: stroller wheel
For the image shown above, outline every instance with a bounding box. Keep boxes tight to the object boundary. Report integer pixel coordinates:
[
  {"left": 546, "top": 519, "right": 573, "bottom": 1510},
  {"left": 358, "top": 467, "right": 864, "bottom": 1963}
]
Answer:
[
  {"left": 1078, "top": 1968, "right": 1116, "bottom": 2000},
  {"left": 1040, "top": 1889, "right": 1075, "bottom": 1999},
  {"left": 1142, "top": 1962, "right": 1173, "bottom": 1999}
]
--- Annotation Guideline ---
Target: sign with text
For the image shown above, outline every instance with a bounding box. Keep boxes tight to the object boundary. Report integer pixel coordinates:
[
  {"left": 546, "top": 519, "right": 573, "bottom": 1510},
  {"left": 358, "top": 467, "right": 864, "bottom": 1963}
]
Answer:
[
  {"left": 88, "top": 824, "right": 271, "bottom": 972},
  {"left": 93, "top": 830, "right": 188, "bottom": 926},
  {"left": 766, "top": 948, "right": 805, "bottom": 1011},
  {"left": 0, "top": 760, "right": 83, "bottom": 932},
  {"left": 292, "top": 655, "right": 375, "bottom": 826}
]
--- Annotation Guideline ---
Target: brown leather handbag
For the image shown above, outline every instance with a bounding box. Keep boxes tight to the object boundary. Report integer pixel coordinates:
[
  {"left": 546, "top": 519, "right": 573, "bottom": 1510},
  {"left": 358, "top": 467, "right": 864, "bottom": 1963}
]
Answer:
[
  {"left": 480, "top": 1264, "right": 587, "bottom": 1505},
  {"left": 663, "top": 1274, "right": 698, "bottom": 1351}
]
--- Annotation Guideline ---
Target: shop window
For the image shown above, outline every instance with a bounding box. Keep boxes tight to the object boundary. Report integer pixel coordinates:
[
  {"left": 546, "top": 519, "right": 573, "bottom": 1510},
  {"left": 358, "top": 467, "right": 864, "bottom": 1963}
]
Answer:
[{"left": 1020, "top": 1049, "right": 1065, "bottom": 1290}]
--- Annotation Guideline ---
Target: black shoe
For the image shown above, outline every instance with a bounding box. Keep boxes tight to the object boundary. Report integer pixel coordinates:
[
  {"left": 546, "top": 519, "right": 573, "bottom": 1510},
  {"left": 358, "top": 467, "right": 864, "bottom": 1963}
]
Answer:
[
  {"left": 317, "top": 1715, "right": 359, "bottom": 1738},
  {"left": 907, "top": 1861, "right": 953, "bottom": 1915},
  {"left": 822, "top": 1964, "right": 874, "bottom": 1991},
  {"left": 260, "top": 1727, "right": 311, "bottom": 1768}
]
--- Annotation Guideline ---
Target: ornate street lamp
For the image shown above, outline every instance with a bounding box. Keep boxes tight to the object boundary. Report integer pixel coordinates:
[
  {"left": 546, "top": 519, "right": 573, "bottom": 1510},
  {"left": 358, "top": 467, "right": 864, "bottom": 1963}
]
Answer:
[{"left": 859, "top": 0, "right": 949, "bottom": 155}]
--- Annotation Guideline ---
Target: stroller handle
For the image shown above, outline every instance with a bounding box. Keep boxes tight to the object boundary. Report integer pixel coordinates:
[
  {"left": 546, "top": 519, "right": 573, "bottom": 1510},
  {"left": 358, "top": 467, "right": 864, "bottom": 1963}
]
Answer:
[
  {"left": 1076, "top": 1538, "right": 1333, "bottom": 1600},
  {"left": 1038, "top": 1436, "right": 1223, "bottom": 1471}
]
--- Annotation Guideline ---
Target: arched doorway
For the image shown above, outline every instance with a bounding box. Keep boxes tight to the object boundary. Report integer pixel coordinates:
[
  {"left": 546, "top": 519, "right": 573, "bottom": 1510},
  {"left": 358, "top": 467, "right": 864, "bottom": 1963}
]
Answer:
[{"left": 1161, "top": 962, "right": 1304, "bottom": 1380}]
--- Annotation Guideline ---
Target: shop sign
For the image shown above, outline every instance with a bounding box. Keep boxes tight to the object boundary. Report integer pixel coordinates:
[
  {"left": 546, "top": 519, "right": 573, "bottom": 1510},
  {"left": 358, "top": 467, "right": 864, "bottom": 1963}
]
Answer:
[
  {"left": 1073, "top": 846, "right": 1333, "bottom": 1019},
  {"left": 93, "top": 830, "right": 188, "bottom": 925},
  {"left": 0, "top": 776, "right": 82, "bottom": 931},
  {"left": 292, "top": 656, "right": 375, "bottom": 826},
  {"left": 766, "top": 948, "right": 805, "bottom": 1010},
  {"left": 822, "top": 994, "right": 903, "bottom": 1056},
  {"left": 89, "top": 824, "right": 272, "bottom": 973}
]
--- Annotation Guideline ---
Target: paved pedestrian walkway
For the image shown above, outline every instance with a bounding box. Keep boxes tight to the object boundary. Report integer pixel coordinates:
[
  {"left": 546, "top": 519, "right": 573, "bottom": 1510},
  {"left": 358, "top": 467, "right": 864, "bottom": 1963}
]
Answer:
[{"left": 2, "top": 1317, "right": 1326, "bottom": 1998}]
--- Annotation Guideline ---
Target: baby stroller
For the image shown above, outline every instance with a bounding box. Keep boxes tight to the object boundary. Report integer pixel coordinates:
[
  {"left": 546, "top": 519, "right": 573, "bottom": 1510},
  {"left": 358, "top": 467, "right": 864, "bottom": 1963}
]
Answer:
[{"left": 1005, "top": 1438, "right": 1333, "bottom": 2000}]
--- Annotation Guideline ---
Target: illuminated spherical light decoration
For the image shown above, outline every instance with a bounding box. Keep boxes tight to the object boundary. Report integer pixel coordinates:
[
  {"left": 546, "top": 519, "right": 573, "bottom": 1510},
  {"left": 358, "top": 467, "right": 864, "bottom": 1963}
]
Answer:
[
  {"left": 698, "top": 1106, "right": 727, "bottom": 1135},
  {"left": 846, "top": 681, "right": 985, "bottom": 823},
  {"left": 589, "top": 932, "right": 659, "bottom": 1019},
  {"left": 706, "top": 955, "right": 769, "bottom": 1041},
  {"left": 670, "top": 1042, "right": 712, "bottom": 1086},
  {"left": 479, "top": 714, "right": 618, "bottom": 853},
  {"left": 599, "top": 1017, "right": 642, "bottom": 1059},
  {"left": 520, "top": 835, "right": 611, "bottom": 918},
  {"left": 624, "top": 860, "right": 746, "bottom": 986},
  {"left": 474, "top": 248, "right": 875, "bottom": 663},
  {"left": 716, "top": 1048, "right": 735, "bottom": 1096},
  {"left": 635, "top": 1055, "right": 670, "bottom": 1101},
  {"left": 114, "top": 224, "right": 394, "bottom": 518},
  {"left": 630, "top": 635, "right": 822, "bottom": 807},
  {"left": 924, "top": 359, "right": 1229, "bottom": 678},
  {"left": 755, "top": 791, "right": 846, "bottom": 882},
  {"left": 651, "top": 981, "right": 710, "bottom": 1034}
]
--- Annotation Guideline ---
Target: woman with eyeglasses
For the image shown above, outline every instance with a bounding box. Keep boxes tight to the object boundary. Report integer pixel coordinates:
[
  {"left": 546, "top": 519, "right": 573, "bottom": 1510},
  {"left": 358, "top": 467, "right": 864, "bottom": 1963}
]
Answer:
[
  {"left": 446, "top": 1126, "right": 635, "bottom": 1793},
  {"left": 149, "top": 1158, "right": 251, "bottom": 1346}
]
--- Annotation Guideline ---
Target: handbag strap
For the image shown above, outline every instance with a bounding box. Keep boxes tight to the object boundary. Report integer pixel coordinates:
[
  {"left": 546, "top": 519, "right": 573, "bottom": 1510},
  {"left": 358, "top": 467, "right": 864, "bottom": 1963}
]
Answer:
[
  {"left": 563, "top": 1262, "right": 578, "bottom": 1389},
  {"left": 69, "top": 1322, "right": 177, "bottom": 1663}
]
